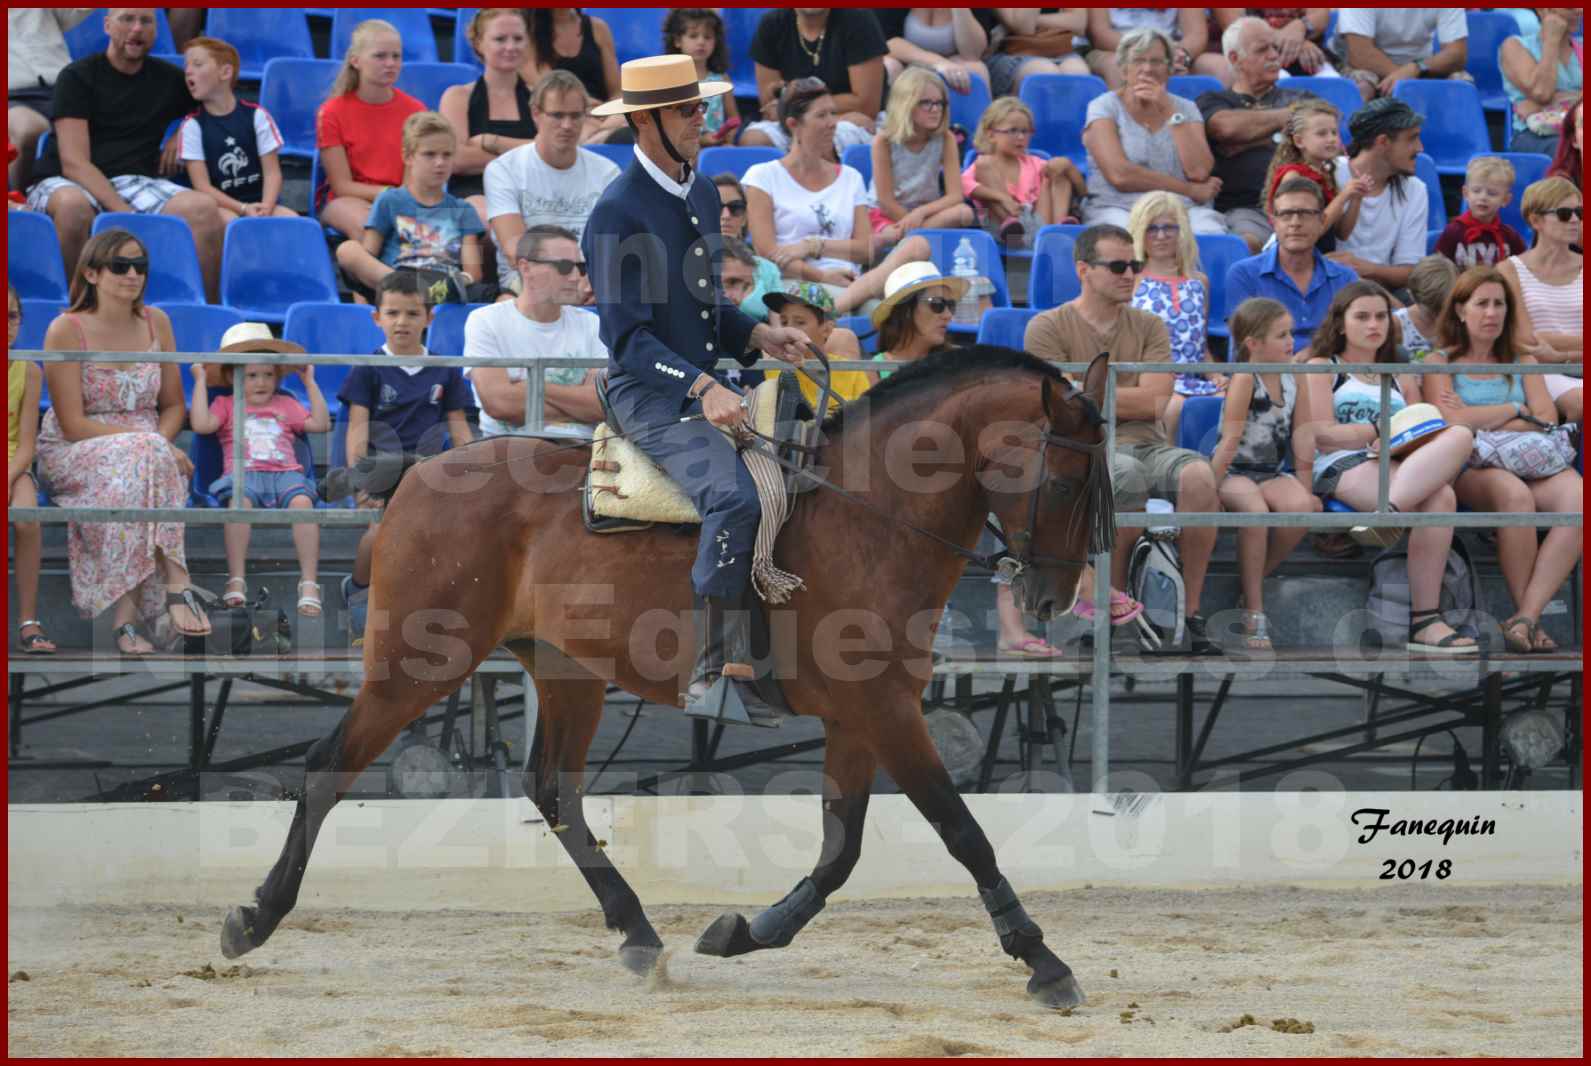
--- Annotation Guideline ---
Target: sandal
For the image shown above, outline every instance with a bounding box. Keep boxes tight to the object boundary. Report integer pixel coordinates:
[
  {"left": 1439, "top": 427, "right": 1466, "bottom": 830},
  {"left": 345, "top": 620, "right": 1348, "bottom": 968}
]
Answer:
[
  {"left": 1185, "top": 612, "right": 1224, "bottom": 656},
  {"left": 1236, "top": 609, "right": 1274, "bottom": 652},
  {"left": 297, "top": 580, "right": 323, "bottom": 618},
  {"left": 998, "top": 635, "right": 1065, "bottom": 659},
  {"left": 221, "top": 576, "right": 247, "bottom": 608},
  {"left": 166, "top": 587, "right": 212, "bottom": 638},
  {"left": 1072, "top": 588, "right": 1144, "bottom": 626},
  {"left": 16, "top": 620, "right": 56, "bottom": 655},
  {"left": 114, "top": 622, "right": 154, "bottom": 656},
  {"left": 1408, "top": 610, "right": 1478, "bottom": 656},
  {"left": 1500, "top": 616, "right": 1535, "bottom": 655},
  {"left": 1530, "top": 622, "right": 1559, "bottom": 654}
]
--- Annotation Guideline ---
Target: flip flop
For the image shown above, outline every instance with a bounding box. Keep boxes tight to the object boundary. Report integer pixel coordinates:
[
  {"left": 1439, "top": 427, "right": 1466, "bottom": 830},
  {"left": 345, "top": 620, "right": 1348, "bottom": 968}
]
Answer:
[
  {"left": 166, "top": 588, "right": 212, "bottom": 638},
  {"left": 17, "top": 620, "right": 56, "bottom": 655},
  {"left": 114, "top": 622, "right": 154, "bottom": 656},
  {"left": 1071, "top": 589, "right": 1145, "bottom": 626},
  {"left": 998, "top": 636, "right": 1066, "bottom": 659}
]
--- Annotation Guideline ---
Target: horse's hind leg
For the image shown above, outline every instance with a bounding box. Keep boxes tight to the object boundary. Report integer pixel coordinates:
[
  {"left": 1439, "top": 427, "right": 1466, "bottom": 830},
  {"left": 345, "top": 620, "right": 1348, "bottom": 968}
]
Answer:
[
  {"left": 522, "top": 662, "right": 663, "bottom": 975},
  {"left": 696, "top": 718, "right": 876, "bottom": 958}
]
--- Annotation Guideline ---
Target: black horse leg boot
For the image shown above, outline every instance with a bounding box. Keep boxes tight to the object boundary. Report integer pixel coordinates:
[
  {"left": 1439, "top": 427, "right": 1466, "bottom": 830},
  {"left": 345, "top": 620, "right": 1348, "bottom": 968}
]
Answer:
[{"left": 684, "top": 592, "right": 782, "bottom": 728}]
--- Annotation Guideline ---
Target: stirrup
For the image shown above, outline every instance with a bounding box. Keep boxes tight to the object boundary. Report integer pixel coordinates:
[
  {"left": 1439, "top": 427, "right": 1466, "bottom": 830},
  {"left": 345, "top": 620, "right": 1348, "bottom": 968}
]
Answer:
[{"left": 684, "top": 670, "right": 782, "bottom": 729}]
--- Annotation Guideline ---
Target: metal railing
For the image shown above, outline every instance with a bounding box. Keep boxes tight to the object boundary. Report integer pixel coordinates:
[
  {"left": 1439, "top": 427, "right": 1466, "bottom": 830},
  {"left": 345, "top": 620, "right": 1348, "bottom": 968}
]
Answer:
[{"left": 10, "top": 347, "right": 1584, "bottom": 791}]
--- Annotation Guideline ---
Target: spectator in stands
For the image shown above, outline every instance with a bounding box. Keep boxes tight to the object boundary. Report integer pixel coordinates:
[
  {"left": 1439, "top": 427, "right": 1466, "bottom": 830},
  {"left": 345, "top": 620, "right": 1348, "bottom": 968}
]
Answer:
[
  {"left": 982, "top": 9, "right": 1092, "bottom": 93},
  {"left": 1499, "top": 176, "right": 1583, "bottom": 426},
  {"left": 440, "top": 9, "right": 537, "bottom": 211},
  {"left": 1336, "top": 10, "right": 1471, "bottom": 104},
  {"left": 484, "top": 71, "right": 620, "bottom": 297},
  {"left": 761, "top": 280, "right": 871, "bottom": 413},
  {"left": 712, "top": 179, "right": 782, "bottom": 322},
  {"left": 521, "top": 9, "right": 623, "bottom": 145},
  {"left": 665, "top": 9, "right": 741, "bottom": 148},
  {"left": 1327, "top": 98, "right": 1430, "bottom": 294},
  {"left": 7, "top": 289, "right": 54, "bottom": 655},
  {"left": 866, "top": 260, "right": 960, "bottom": 384},
  {"left": 1262, "top": 99, "right": 1369, "bottom": 253},
  {"left": 464, "top": 225, "right": 603, "bottom": 440},
  {"left": 188, "top": 326, "right": 330, "bottom": 617},
  {"left": 1212, "top": 9, "right": 1335, "bottom": 77},
  {"left": 1086, "top": 9, "right": 1230, "bottom": 89},
  {"left": 1209, "top": 297, "right": 1321, "bottom": 651},
  {"left": 1129, "top": 191, "right": 1217, "bottom": 450},
  {"left": 715, "top": 236, "right": 773, "bottom": 390},
  {"left": 1422, "top": 265, "right": 1581, "bottom": 654},
  {"left": 1436, "top": 157, "right": 1528, "bottom": 269},
  {"left": 178, "top": 36, "right": 295, "bottom": 222},
  {"left": 1198, "top": 17, "right": 1313, "bottom": 253},
  {"left": 335, "top": 111, "right": 485, "bottom": 300},
  {"left": 1499, "top": 7, "right": 1583, "bottom": 155},
  {"left": 1296, "top": 280, "right": 1477, "bottom": 654},
  {"left": 330, "top": 272, "right": 473, "bottom": 642},
  {"left": 867, "top": 68, "right": 974, "bottom": 249},
  {"left": 1546, "top": 94, "right": 1581, "bottom": 183},
  {"left": 8, "top": 8, "right": 94, "bottom": 192},
  {"left": 1025, "top": 224, "right": 1222, "bottom": 653},
  {"left": 317, "top": 19, "right": 425, "bottom": 242},
  {"left": 742, "top": 78, "right": 932, "bottom": 316},
  {"left": 1080, "top": 28, "right": 1227, "bottom": 236},
  {"left": 1393, "top": 255, "right": 1460, "bottom": 358},
  {"left": 25, "top": 9, "right": 223, "bottom": 303},
  {"left": 873, "top": 8, "right": 993, "bottom": 96},
  {"left": 742, "top": 9, "right": 887, "bottom": 153},
  {"left": 964, "top": 97, "right": 1085, "bottom": 245},
  {"left": 1227, "top": 177, "right": 1360, "bottom": 352},
  {"left": 36, "top": 229, "right": 210, "bottom": 655}
]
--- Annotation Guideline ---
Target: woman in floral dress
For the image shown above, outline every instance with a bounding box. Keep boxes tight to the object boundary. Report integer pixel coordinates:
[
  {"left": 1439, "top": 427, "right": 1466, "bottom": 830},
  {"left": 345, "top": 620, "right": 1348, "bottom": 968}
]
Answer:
[{"left": 38, "top": 229, "right": 210, "bottom": 654}]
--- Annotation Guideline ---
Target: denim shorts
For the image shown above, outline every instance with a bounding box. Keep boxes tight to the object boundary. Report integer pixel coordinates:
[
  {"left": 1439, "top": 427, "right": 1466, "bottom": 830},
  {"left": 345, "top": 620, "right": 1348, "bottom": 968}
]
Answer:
[{"left": 210, "top": 470, "right": 317, "bottom": 508}]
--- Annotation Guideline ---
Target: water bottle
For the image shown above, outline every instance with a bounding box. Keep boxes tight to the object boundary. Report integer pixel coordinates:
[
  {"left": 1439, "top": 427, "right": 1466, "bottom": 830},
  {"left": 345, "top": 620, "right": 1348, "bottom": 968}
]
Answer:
[{"left": 951, "top": 237, "right": 980, "bottom": 326}]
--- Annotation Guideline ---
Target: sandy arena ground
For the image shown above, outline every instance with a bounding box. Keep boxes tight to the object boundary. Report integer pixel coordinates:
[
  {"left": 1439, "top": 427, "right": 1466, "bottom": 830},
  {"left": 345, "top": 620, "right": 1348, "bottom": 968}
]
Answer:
[{"left": 7, "top": 884, "right": 1581, "bottom": 1057}]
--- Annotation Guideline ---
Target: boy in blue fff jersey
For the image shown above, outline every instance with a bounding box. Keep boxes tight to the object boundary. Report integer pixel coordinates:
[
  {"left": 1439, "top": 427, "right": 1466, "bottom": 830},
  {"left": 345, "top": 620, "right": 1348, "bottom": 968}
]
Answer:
[
  {"left": 328, "top": 271, "right": 474, "bottom": 641},
  {"left": 178, "top": 36, "right": 296, "bottom": 220}
]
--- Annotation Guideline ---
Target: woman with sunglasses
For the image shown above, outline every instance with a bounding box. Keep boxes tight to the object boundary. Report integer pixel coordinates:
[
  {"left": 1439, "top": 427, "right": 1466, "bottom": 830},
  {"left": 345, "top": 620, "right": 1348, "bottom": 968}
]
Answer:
[
  {"left": 36, "top": 230, "right": 211, "bottom": 655},
  {"left": 1498, "top": 177, "right": 1583, "bottom": 427},
  {"left": 711, "top": 173, "right": 783, "bottom": 322}
]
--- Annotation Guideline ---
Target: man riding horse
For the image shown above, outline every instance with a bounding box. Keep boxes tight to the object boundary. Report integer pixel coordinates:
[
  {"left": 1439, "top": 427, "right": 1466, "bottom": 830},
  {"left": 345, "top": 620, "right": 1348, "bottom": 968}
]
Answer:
[{"left": 582, "top": 55, "right": 810, "bottom": 723}]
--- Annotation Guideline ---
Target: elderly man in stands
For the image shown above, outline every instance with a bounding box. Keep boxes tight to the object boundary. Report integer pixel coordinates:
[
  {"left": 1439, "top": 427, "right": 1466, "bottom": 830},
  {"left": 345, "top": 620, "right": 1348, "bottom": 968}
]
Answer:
[
  {"left": 1227, "top": 177, "right": 1360, "bottom": 352},
  {"left": 1327, "top": 98, "right": 1430, "bottom": 295},
  {"left": 1198, "top": 17, "right": 1314, "bottom": 253},
  {"left": 1336, "top": 9, "right": 1471, "bottom": 103},
  {"left": 23, "top": 8, "right": 224, "bottom": 300}
]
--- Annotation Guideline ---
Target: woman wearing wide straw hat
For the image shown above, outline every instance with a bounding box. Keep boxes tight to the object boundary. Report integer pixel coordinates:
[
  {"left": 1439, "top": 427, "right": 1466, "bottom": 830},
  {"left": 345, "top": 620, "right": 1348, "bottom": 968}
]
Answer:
[{"left": 583, "top": 54, "right": 810, "bottom": 724}]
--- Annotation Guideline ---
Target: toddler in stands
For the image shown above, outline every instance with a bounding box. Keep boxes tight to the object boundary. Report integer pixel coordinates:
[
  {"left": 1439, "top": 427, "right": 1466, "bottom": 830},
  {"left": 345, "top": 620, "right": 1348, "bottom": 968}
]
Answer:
[
  {"left": 179, "top": 36, "right": 296, "bottom": 221},
  {"left": 189, "top": 324, "right": 331, "bottom": 617},
  {"left": 1435, "top": 156, "right": 1528, "bottom": 269},
  {"left": 664, "top": 9, "right": 740, "bottom": 147},
  {"left": 8, "top": 288, "right": 54, "bottom": 654},
  {"left": 866, "top": 67, "right": 974, "bottom": 251},
  {"left": 1262, "top": 98, "right": 1370, "bottom": 252},
  {"left": 963, "top": 97, "right": 1085, "bottom": 246}
]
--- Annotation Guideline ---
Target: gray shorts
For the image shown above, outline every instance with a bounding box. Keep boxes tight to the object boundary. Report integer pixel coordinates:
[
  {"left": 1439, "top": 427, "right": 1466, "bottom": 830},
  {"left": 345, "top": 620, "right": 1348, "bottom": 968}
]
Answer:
[
  {"left": 1111, "top": 441, "right": 1208, "bottom": 511},
  {"left": 26, "top": 173, "right": 187, "bottom": 215}
]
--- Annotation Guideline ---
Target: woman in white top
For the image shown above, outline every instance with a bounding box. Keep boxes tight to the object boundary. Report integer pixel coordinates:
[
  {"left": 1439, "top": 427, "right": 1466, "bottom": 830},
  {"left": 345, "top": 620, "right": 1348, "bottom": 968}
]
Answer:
[
  {"left": 742, "top": 78, "right": 932, "bottom": 316},
  {"left": 1498, "top": 176, "right": 1583, "bottom": 426}
]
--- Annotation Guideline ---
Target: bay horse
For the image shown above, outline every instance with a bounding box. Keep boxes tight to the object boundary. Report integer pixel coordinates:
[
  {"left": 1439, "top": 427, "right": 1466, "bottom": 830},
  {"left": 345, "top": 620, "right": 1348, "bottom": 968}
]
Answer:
[{"left": 220, "top": 346, "right": 1112, "bottom": 1009}]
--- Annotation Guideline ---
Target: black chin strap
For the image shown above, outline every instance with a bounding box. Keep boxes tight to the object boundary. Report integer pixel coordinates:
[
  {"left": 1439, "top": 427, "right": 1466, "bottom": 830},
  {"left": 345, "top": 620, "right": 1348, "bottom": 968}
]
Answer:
[{"left": 628, "top": 112, "right": 693, "bottom": 176}]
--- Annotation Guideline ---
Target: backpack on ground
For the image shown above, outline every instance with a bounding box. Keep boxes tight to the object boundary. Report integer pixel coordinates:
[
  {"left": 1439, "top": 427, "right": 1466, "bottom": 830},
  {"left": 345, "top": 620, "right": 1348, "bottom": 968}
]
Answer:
[
  {"left": 1366, "top": 535, "right": 1483, "bottom": 648},
  {"left": 1128, "top": 532, "right": 1186, "bottom": 650}
]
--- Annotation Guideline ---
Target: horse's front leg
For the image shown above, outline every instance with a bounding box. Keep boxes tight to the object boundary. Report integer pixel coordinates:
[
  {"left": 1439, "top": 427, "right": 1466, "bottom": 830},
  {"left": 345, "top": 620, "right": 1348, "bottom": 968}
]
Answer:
[{"left": 696, "top": 718, "right": 875, "bottom": 957}]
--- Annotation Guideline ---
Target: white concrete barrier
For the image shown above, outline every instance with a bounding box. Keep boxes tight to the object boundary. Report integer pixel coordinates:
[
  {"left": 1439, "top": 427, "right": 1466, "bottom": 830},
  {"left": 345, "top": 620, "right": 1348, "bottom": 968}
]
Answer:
[{"left": 9, "top": 791, "right": 1580, "bottom": 911}]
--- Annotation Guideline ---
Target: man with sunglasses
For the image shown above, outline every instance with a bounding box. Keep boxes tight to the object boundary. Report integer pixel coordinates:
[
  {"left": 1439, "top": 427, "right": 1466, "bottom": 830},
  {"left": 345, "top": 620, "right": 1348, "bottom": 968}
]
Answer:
[
  {"left": 464, "top": 225, "right": 604, "bottom": 440},
  {"left": 584, "top": 55, "right": 810, "bottom": 725},
  {"left": 1025, "top": 224, "right": 1224, "bottom": 654}
]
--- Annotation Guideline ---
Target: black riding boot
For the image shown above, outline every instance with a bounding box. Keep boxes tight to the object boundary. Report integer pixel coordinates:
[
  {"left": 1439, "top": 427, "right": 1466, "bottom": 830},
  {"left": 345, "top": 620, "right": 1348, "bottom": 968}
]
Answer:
[{"left": 684, "top": 591, "right": 783, "bottom": 727}]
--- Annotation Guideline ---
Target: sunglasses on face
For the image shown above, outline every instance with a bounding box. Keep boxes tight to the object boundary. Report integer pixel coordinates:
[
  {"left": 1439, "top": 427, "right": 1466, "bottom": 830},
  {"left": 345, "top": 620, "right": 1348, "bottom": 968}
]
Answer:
[
  {"left": 721, "top": 200, "right": 747, "bottom": 217},
  {"left": 672, "top": 100, "right": 709, "bottom": 118},
  {"left": 1090, "top": 259, "right": 1144, "bottom": 275},
  {"left": 1547, "top": 206, "right": 1583, "bottom": 222},
  {"left": 107, "top": 256, "right": 149, "bottom": 275},
  {"left": 523, "top": 257, "right": 587, "bottom": 276},
  {"left": 918, "top": 295, "right": 954, "bottom": 314}
]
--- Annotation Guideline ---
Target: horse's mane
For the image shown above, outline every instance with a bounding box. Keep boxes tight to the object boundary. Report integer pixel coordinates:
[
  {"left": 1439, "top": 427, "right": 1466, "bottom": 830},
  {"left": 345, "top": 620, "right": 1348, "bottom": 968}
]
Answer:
[{"left": 822, "top": 344, "right": 1065, "bottom": 433}]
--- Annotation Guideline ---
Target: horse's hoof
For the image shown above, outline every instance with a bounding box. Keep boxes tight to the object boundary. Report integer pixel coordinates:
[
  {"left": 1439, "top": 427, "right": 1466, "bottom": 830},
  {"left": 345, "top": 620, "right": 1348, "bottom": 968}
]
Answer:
[
  {"left": 694, "top": 912, "right": 758, "bottom": 957},
  {"left": 619, "top": 941, "right": 663, "bottom": 976},
  {"left": 1029, "top": 972, "right": 1086, "bottom": 1010},
  {"left": 219, "top": 905, "right": 258, "bottom": 960}
]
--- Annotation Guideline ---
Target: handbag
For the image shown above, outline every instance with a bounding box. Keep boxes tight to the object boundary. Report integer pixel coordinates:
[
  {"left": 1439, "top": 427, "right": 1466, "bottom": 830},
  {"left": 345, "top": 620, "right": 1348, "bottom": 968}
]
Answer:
[
  {"left": 987, "top": 25, "right": 1076, "bottom": 59},
  {"left": 1471, "top": 426, "right": 1577, "bottom": 480},
  {"left": 404, "top": 265, "right": 497, "bottom": 305}
]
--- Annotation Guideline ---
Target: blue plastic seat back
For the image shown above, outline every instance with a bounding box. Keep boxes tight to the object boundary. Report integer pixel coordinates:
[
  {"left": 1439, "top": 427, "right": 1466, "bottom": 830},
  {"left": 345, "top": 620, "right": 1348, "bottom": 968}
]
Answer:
[
  {"left": 15, "top": 300, "right": 65, "bottom": 359},
  {"left": 204, "top": 9, "right": 316, "bottom": 81},
  {"left": 1392, "top": 80, "right": 1490, "bottom": 174},
  {"left": 282, "top": 301, "right": 388, "bottom": 405},
  {"left": 1195, "top": 233, "right": 1251, "bottom": 340},
  {"left": 912, "top": 228, "right": 1011, "bottom": 310},
  {"left": 1460, "top": 11, "right": 1521, "bottom": 112},
  {"left": 1177, "top": 395, "right": 1225, "bottom": 456},
  {"left": 1473, "top": 152, "right": 1553, "bottom": 244},
  {"left": 1414, "top": 152, "right": 1447, "bottom": 243},
  {"left": 585, "top": 9, "right": 671, "bottom": 66},
  {"left": 221, "top": 218, "right": 340, "bottom": 325},
  {"left": 157, "top": 303, "right": 244, "bottom": 398},
  {"left": 945, "top": 72, "right": 992, "bottom": 137},
  {"left": 975, "top": 307, "right": 1040, "bottom": 350},
  {"left": 834, "top": 314, "right": 879, "bottom": 356},
  {"left": 66, "top": 10, "right": 178, "bottom": 62},
  {"left": 840, "top": 144, "right": 874, "bottom": 188},
  {"left": 90, "top": 213, "right": 205, "bottom": 305},
  {"left": 1281, "top": 76, "right": 1364, "bottom": 145},
  {"left": 426, "top": 302, "right": 490, "bottom": 356},
  {"left": 396, "top": 62, "right": 478, "bottom": 110},
  {"left": 452, "top": 8, "right": 484, "bottom": 69},
  {"left": 582, "top": 143, "right": 634, "bottom": 171},
  {"left": 7, "top": 212, "right": 71, "bottom": 302},
  {"left": 697, "top": 145, "right": 781, "bottom": 180},
  {"left": 330, "top": 8, "right": 438, "bottom": 64},
  {"left": 1018, "top": 74, "right": 1108, "bottom": 162},
  {"left": 1167, "top": 74, "right": 1222, "bottom": 102},
  {"left": 721, "top": 7, "right": 765, "bottom": 99},
  {"left": 1028, "top": 230, "right": 1081, "bottom": 311},
  {"left": 259, "top": 58, "right": 341, "bottom": 159}
]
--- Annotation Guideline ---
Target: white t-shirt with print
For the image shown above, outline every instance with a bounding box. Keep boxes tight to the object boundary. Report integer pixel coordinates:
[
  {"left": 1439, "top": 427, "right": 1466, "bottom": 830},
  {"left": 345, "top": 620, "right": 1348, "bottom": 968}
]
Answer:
[
  {"left": 741, "top": 160, "right": 866, "bottom": 274},
  {"left": 484, "top": 143, "right": 620, "bottom": 288},
  {"left": 1335, "top": 10, "right": 1468, "bottom": 66},
  {"left": 1333, "top": 157, "right": 1430, "bottom": 269},
  {"left": 462, "top": 301, "right": 606, "bottom": 439}
]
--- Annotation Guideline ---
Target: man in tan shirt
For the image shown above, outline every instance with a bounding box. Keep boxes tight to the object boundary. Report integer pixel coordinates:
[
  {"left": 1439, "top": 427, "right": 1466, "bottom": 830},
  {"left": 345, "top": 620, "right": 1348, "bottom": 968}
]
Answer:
[{"left": 1025, "top": 224, "right": 1222, "bottom": 653}]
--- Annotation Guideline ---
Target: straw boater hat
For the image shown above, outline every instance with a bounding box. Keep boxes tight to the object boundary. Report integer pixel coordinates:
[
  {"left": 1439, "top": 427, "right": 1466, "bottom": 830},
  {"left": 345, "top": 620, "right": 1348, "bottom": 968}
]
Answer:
[
  {"left": 869, "top": 261, "right": 970, "bottom": 330},
  {"left": 1385, "top": 402, "right": 1447, "bottom": 458},
  {"left": 213, "top": 322, "right": 304, "bottom": 386},
  {"left": 590, "top": 54, "right": 731, "bottom": 117}
]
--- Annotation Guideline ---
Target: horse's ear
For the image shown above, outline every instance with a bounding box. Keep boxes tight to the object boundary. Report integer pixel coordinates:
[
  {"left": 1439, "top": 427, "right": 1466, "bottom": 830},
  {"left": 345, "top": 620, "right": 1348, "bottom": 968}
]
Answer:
[
  {"left": 1083, "top": 353, "right": 1109, "bottom": 408},
  {"left": 1041, "top": 374, "right": 1053, "bottom": 420}
]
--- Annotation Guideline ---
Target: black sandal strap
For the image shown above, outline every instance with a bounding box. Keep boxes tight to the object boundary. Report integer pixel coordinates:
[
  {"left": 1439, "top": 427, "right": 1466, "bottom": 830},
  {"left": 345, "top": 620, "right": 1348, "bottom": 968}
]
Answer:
[
  {"left": 1409, "top": 611, "right": 1473, "bottom": 648},
  {"left": 167, "top": 588, "right": 212, "bottom": 635}
]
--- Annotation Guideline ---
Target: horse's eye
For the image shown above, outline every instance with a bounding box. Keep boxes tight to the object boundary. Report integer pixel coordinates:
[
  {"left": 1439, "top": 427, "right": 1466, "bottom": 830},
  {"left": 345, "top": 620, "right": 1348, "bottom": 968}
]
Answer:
[{"left": 1047, "top": 478, "right": 1075, "bottom": 500}]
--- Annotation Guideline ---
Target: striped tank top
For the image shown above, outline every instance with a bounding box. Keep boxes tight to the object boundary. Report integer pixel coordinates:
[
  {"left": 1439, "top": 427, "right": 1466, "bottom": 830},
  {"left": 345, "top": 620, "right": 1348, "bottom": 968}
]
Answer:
[{"left": 1507, "top": 255, "right": 1583, "bottom": 336}]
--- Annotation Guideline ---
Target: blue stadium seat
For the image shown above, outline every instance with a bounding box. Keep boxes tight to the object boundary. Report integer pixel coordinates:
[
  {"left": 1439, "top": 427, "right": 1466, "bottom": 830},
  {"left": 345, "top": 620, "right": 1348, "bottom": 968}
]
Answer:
[
  {"left": 912, "top": 228, "right": 1011, "bottom": 332},
  {"left": 330, "top": 8, "right": 438, "bottom": 64},
  {"left": 944, "top": 72, "right": 992, "bottom": 137},
  {"left": 1414, "top": 151, "right": 1447, "bottom": 250},
  {"left": 1478, "top": 152, "right": 1553, "bottom": 244},
  {"left": 66, "top": 10, "right": 178, "bottom": 63},
  {"left": 426, "top": 302, "right": 489, "bottom": 356},
  {"left": 1177, "top": 395, "right": 1224, "bottom": 456},
  {"left": 396, "top": 62, "right": 478, "bottom": 110},
  {"left": 15, "top": 300, "right": 65, "bottom": 356},
  {"left": 1018, "top": 74, "right": 1108, "bottom": 164},
  {"left": 159, "top": 302, "right": 243, "bottom": 401},
  {"left": 1460, "top": 11, "right": 1520, "bottom": 115},
  {"left": 721, "top": 7, "right": 764, "bottom": 100},
  {"left": 1392, "top": 80, "right": 1490, "bottom": 176},
  {"left": 841, "top": 143, "right": 873, "bottom": 187},
  {"left": 1168, "top": 75, "right": 1222, "bottom": 102},
  {"left": 697, "top": 145, "right": 780, "bottom": 179},
  {"left": 259, "top": 58, "right": 340, "bottom": 159},
  {"left": 221, "top": 218, "right": 339, "bottom": 325},
  {"left": 586, "top": 9, "right": 671, "bottom": 67},
  {"left": 1028, "top": 230, "right": 1080, "bottom": 311},
  {"left": 90, "top": 213, "right": 205, "bottom": 305},
  {"left": 1281, "top": 76, "right": 1363, "bottom": 145},
  {"left": 283, "top": 301, "right": 388, "bottom": 405},
  {"left": 976, "top": 307, "right": 1039, "bottom": 350},
  {"left": 7, "top": 212, "right": 70, "bottom": 302},
  {"left": 834, "top": 315, "right": 878, "bottom": 356},
  {"left": 204, "top": 9, "right": 315, "bottom": 82},
  {"left": 452, "top": 8, "right": 483, "bottom": 69},
  {"left": 582, "top": 143, "right": 634, "bottom": 170},
  {"left": 1195, "top": 233, "right": 1250, "bottom": 341}
]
